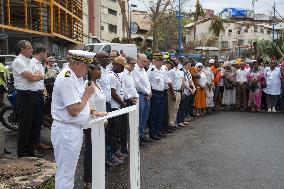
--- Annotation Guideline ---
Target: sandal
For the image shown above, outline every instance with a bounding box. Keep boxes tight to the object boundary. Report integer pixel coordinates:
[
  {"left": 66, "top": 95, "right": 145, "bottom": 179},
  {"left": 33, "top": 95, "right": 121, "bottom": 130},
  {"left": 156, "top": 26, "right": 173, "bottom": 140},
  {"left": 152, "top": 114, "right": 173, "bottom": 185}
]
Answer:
[{"left": 84, "top": 183, "right": 92, "bottom": 189}]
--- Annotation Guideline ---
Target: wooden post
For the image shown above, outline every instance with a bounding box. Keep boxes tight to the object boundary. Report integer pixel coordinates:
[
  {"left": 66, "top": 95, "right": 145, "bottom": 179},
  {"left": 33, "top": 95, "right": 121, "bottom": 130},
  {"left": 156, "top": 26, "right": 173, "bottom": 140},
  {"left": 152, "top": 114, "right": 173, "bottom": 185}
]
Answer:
[
  {"left": 24, "top": 0, "right": 28, "bottom": 28},
  {"left": 7, "top": 0, "right": 10, "bottom": 25}
]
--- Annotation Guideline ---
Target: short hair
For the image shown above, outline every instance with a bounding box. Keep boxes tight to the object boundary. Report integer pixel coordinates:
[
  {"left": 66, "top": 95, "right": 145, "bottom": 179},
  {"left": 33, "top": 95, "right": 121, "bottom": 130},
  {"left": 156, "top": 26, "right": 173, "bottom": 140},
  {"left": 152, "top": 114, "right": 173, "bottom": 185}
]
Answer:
[
  {"left": 33, "top": 45, "right": 47, "bottom": 54},
  {"left": 111, "top": 50, "right": 120, "bottom": 57},
  {"left": 126, "top": 56, "right": 135, "bottom": 63},
  {"left": 16, "top": 40, "right": 30, "bottom": 55}
]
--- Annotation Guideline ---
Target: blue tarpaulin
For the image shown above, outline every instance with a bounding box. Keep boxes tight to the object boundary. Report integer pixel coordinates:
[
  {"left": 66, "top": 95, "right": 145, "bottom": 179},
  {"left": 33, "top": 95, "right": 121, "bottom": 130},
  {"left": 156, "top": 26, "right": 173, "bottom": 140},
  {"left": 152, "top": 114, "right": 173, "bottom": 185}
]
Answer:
[{"left": 220, "top": 8, "right": 247, "bottom": 17}]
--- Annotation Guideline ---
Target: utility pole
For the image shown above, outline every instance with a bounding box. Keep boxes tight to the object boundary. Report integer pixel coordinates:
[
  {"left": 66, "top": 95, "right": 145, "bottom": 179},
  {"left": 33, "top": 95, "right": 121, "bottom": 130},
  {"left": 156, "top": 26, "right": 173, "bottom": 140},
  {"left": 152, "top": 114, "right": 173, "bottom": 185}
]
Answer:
[
  {"left": 272, "top": 2, "right": 275, "bottom": 41},
  {"left": 178, "top": 0, "right": 182, "bottom": 56}
]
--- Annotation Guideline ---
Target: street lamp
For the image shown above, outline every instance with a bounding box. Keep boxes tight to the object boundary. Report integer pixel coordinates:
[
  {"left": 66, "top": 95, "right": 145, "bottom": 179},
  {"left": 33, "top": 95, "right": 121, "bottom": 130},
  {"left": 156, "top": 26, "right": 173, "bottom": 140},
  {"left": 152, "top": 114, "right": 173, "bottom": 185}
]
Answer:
[{"left": 128, "top": 3, "right": 137, "bottom": 39}]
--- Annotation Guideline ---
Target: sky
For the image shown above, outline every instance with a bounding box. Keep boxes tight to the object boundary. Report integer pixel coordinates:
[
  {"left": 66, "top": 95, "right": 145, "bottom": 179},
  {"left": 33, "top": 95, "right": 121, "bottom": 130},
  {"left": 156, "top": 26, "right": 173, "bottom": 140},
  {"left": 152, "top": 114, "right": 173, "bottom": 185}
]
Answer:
[{"left": 130, "top": 0, "right": 284, "bottom": 17}]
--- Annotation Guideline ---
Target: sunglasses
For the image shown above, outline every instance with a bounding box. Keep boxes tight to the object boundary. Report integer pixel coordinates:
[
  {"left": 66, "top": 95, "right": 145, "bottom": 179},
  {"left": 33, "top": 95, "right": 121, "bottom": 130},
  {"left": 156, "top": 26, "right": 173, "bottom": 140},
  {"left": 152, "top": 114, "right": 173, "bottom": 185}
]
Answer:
[{"left": 198, "top": 66, "right": 203, "bottom": 68}]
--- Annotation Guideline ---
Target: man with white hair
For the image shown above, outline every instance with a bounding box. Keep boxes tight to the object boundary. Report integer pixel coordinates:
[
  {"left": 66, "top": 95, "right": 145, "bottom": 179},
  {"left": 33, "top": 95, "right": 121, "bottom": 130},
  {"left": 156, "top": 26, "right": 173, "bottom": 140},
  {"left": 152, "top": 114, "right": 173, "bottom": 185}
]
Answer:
[
  {"left": 51, "top": 50, "right": 96, "bottom": 189},
  {"left": 132, "top": 53, "right": 152, "bottom": 145}
]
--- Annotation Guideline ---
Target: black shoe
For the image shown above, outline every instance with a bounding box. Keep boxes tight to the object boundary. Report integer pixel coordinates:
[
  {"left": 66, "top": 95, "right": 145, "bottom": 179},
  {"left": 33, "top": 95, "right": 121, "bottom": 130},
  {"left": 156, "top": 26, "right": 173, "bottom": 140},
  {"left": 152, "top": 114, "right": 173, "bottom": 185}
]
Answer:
[
  {"left": 29, "top": 152, "right": 43, "bottom": 158},
  {"left": 150, "top": 135, "right": 161, "bottom": 140},
  {"left": 139, "top": 141, "right": 146, "bottom": 147},
  {"left": 140, "top": 137, "right": 152, "bottom": 143},
  {"left": 4, "top": 148, "right": 11, "bottom": 155},
  {"left": 157, "top": 133, "right": 166, "bottom": 138},
  {"left": 165, "top": 129, "right": 173, "bottom": 133},
  {"left": 161, "top": 130, "right": 167, "bottom": 135}
]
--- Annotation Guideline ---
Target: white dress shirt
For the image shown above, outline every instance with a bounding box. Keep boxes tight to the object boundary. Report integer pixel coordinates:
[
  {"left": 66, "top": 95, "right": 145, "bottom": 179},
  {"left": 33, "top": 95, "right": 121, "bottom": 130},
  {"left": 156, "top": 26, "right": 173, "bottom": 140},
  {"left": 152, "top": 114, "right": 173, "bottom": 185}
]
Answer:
[
  {"left": 51, "top": 67, "right": 91, "bottom": 126},
  {"left": 119, "top": 69, "right": 138, "bottom": 100},
  {"left": 236, "top": 68, "right": 249, "bottom": 83},
  {"left": 147, "top": 65, "right": 165, "bottom": 91},
  {"left": 161, "top": 65, "right": 171, "bottom": 90},
  {"left": 97, "top": 66, "right": 111, "bottom": 102},
  {"left": 263, "top": 67, "right": 281, "bottom": 95},
  {"left": 167, "top": 67, "right": 183, "bottom": 91},
  {"left": 30, "top": 57, "right": 45, "bottom": 90},
  {"left": 132, "top": 64, "right": 151, "bottom": 95}
]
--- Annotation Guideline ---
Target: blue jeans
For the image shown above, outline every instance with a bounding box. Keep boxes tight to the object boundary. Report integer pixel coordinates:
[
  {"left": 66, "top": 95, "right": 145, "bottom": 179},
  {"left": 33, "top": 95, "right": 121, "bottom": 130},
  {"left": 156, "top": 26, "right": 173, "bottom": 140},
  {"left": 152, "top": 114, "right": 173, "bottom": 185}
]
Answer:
[
  {"left": 138, "top": 93, "right": 150, "bottom": 138},
  {"left": 150, "top": 91, "right": 164, "bottom": 136}
]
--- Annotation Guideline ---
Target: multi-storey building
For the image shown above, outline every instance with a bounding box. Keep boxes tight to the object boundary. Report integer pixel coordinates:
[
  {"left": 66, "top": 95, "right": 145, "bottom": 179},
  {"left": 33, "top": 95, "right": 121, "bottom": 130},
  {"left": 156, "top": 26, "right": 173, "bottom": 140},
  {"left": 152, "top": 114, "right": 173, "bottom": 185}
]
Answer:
[{"left": 0, "top": 0, "right": 89, "bottom": 56}]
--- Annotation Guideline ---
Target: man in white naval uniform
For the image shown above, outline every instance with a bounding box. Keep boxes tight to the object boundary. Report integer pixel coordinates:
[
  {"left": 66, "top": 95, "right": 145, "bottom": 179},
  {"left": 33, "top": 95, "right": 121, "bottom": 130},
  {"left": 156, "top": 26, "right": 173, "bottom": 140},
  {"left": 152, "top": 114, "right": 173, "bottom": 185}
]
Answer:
[{"left": 51, "top": 50, "right": 96, "bottom": 189}]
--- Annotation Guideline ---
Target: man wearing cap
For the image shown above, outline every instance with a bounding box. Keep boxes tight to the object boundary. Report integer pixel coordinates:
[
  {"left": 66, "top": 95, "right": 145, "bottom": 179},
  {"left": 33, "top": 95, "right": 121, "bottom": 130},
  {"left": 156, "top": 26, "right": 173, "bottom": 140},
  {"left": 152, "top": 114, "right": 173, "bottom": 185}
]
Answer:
[
  {"left": 147, "top": 53, "right": 166, "bottom": 140},
  {"left": 108, "top": 56, "right": 129, "bottom": 159},
  {"left": 51, "top": 50, "right": 96, "bottom": 189},
  {"left": 132, "top": 54, "right": 152, "bottom": 144},
  {"left": 12, "top": 40, "right": 45, "bottom": 158}
]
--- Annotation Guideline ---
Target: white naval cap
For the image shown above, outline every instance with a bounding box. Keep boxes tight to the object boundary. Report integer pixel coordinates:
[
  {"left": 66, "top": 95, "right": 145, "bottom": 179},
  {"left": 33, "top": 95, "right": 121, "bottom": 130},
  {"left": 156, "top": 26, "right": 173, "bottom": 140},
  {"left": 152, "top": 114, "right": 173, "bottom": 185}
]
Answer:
[{"left": 68, "top": 50, "right": 96, "bottom": 64}]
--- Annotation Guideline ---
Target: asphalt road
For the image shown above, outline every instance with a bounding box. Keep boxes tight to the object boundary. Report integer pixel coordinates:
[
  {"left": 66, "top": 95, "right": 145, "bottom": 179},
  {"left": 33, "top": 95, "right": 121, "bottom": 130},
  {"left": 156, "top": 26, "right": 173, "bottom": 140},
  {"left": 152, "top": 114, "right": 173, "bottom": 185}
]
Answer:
[
  {"left": 3, "top": 111, "right": 284, "bottom": 189},
  {"left": 139, "top": 112, "right": 284, "bottom": 189}
]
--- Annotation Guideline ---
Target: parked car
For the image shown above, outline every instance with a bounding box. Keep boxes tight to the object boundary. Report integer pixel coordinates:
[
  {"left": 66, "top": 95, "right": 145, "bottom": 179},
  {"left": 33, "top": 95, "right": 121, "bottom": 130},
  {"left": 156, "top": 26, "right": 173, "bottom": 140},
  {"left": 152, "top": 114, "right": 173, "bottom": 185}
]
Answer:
[
  {"left": 83, "top": 43, "right": 138, "bottom": 60},
  {"left": 0, "top": 55, "right": 17, "bottom": 73}
]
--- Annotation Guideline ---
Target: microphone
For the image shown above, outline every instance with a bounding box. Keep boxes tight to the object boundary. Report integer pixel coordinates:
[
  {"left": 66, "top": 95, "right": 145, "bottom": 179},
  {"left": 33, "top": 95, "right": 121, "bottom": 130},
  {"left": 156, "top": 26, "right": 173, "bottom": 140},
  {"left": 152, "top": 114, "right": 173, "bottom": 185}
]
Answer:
[{"left": 87, "top": 71, "right": 92, "bottom": 86}]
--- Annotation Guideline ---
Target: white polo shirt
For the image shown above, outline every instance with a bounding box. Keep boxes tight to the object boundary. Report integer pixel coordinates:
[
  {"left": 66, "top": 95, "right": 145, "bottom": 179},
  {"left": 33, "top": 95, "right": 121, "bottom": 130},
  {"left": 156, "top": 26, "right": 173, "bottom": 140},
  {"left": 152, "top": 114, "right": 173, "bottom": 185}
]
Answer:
[
  {"left": 12, "top": 54, "right": 36, "bottom": 90},
  {"left": 167, "top": 67, "right": 183, "bottom": 91},
  {"left": 51, "top": 66, "right": 91, "bottom": 126},
  {"left": 30, "top": 57, "right": 45, "bottom": 90},
  {"left": 109, "top": 70, "right": 124, "bottom": 109},
  {"left": 97, "top": 66, "right": 111, "bottom": 102}
]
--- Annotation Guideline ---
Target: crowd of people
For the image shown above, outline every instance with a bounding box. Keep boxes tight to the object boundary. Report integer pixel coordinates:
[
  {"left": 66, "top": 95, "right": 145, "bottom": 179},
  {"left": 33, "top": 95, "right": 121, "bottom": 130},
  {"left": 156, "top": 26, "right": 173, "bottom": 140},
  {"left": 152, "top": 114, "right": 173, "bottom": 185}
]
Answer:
[{"left": 8, "top": 39, "right": 284, "bottom": 189}]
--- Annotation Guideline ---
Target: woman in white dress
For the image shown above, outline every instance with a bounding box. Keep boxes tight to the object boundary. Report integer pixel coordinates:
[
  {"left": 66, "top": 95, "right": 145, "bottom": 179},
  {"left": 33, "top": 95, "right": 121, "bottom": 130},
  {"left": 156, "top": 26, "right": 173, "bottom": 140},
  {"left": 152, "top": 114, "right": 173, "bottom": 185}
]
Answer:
[{"left": 83, "top": 61, "right": 107, "bottom": 189}]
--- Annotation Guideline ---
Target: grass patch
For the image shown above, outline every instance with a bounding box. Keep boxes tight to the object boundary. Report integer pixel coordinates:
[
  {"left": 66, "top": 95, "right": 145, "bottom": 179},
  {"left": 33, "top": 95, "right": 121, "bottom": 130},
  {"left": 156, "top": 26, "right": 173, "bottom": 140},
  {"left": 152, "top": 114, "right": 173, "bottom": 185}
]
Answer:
[{"left": 39, "top": 177, "right": 55, "bottom": 189}]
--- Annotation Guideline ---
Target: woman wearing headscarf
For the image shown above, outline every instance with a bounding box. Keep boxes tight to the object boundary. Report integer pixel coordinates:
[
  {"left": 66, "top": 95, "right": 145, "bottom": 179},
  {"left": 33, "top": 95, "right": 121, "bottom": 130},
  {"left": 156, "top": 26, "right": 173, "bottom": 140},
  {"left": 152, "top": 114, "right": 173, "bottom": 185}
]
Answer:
[
  {"left": 194, "top": 63, "right": 207, "bottom": 116},
  {"left": 263, "top": 60, "right": 281, "bottom": 112},
  {"left": 203, "top": 59, "right": 215, "bottom": 113},
  {"left": 247, "top": 61, "right": 264, "bottom": 112},
  {"left": 222, "top": 61, "right": 237, "bottom": 110}
]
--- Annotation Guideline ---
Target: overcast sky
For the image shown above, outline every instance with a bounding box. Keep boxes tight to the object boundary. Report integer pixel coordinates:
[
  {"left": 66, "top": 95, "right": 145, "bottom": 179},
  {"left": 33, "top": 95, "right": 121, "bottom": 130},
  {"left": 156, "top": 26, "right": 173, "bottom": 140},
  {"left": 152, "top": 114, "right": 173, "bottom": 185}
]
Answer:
[{"left": 130, "top": 0, "right": 284, "bottom": 17}]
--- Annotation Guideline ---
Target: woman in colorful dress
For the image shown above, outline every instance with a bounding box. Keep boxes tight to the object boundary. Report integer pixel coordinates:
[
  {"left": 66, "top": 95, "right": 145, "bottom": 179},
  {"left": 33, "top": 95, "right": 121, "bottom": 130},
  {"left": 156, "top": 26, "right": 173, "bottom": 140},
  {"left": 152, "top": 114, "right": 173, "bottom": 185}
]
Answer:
[
  {"left": 194, "top": 63, "right": 207, "bottom": 116},
  {"left": 203, "top": 60, "right": 215, "bottom": 113},
  {"left": 247, "top": 61, "right": 264, "bottom": 112},
  {"left": 222, "top": 61, "right": 237, "bottom": 111}
]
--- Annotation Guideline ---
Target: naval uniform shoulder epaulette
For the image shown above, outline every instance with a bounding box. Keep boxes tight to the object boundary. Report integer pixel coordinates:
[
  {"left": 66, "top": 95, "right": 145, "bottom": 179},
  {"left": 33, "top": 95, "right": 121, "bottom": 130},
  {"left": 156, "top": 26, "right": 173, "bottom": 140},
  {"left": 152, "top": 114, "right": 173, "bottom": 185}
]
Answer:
[{"left": 64, "top": 71, "right": 71, "bottom": 77}]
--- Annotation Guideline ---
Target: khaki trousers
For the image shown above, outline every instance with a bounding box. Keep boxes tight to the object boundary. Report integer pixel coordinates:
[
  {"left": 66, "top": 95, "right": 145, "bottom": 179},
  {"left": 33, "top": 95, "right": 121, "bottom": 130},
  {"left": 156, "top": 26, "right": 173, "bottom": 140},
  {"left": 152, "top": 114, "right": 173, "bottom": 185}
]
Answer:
[{"left": 168, "top": 90, "right": 181, "bottom": 124}]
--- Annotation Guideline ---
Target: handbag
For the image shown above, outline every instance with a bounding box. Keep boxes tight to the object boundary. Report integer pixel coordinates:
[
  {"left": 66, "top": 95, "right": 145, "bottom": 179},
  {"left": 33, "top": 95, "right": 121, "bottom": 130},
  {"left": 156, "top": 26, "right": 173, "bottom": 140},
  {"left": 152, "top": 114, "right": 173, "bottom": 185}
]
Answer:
[{"left": 261, "top": 79, "right": 267, "bottom": 88}]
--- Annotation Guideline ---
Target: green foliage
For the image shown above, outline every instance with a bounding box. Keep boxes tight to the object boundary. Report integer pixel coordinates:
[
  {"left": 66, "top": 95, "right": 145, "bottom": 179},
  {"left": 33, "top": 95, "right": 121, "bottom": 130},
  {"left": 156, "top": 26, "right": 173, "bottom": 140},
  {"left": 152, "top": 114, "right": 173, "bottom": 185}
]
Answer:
[
  {"left": 111, "top": 37, "right": 121, "bottom": 43},
  {"left": 39, "top": 177, "right": 55, "bottom": 189},
  {"left": 256, "top": 32, "right": 284, "bottom": 61},
  {"left": 209, "top": 16, "right": 226, "bottom": 37}
]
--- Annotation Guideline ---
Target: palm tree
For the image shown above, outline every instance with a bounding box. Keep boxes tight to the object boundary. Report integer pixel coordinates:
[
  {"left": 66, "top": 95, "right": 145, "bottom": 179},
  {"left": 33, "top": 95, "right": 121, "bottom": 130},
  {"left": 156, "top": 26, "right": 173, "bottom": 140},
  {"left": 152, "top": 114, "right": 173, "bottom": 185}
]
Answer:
[
  {"left": 209, "top": 16, "right": 225, "bottom": 37},
  {"left": 193, "top": 0, "right": 204, "bottom": 40}
]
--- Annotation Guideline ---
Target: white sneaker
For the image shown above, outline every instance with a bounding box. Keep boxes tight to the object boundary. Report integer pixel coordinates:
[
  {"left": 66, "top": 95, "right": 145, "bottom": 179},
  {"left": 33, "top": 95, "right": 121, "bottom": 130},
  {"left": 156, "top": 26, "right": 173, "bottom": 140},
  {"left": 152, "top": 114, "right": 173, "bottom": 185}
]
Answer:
[
  {"left": 272, "top": 107, "right": 276, "bottom": 112},
  {"left": 268, "top": 108, "right": 272, "bottom": 112}
]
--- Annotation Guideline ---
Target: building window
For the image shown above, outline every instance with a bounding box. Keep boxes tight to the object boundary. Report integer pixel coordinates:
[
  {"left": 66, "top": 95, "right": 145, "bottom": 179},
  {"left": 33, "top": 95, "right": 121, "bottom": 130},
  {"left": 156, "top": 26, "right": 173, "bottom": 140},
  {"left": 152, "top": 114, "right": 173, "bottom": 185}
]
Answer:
[
  {"left": 267, "top": 30, "right": 271, "bottom": 34},
  {"left": 101, "top": 26, "right": 104, "bottom": 31},
  {"left": 238, "top": 30, "right": 241, "bottom": 34},
  {"left": 221, "top": 41, "right": 229, "bottom": 49},
  {"left": 254, "top": 26, "right": 258, "bottom": 33},
  {"left": 108, "top": 24, "right": 117, "bottom": 33},
  {"left": 260, "top": 28, "right": 264, "bottom": 33},
  {"left": 238, "top": 39, "right": 244, "bottom": 46},
  {"left": 244, "top": 29, "right": 248, "bottom": 33},
  {"left": 110, "top": 0, "right": 116, "bottom": 2},
  {"left": 108, "top": 8, "right": 117, "bottom": 16},
  {"left": 228, "top": 29, "right": 232, "bottom": 36}
]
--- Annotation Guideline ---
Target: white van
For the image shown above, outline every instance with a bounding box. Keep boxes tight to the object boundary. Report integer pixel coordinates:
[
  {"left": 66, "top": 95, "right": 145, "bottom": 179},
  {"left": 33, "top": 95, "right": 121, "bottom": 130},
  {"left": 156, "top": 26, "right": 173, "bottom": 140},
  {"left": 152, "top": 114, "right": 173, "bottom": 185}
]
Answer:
[{"left": 83, "top": 43, "right": 138, "bottom": 60}]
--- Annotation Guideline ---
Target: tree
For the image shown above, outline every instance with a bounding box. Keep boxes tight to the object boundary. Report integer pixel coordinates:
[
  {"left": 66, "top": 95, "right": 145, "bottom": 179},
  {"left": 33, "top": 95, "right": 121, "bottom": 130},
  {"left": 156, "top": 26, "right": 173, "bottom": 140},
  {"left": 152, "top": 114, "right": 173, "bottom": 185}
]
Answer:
[
  {"left": 209, "top": 16, "right": 225, "bottom": 37},
  {"left": 193, "top": 0, "right": 204, "bottom": 40},
  {"left": 117, "top": 0, "right": 129, "bottom": 38},
  {"left": 140, "top": 0, "right": 172, "bottom": 50}
]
